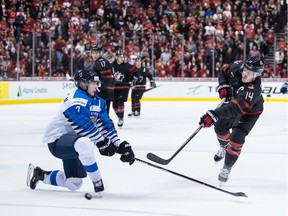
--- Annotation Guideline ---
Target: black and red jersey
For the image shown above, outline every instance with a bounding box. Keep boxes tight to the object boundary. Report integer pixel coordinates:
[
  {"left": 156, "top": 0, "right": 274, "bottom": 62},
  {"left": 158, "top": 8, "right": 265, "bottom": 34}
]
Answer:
[
  {"left": 215, "top": 60, "right": 264, "bottom": 119},
  {"left": 133, "top": 66, "right": 154, "bottom": 86},
  {"left": 93, "top": 57, "right": 115, "bottom": 90},
  {"left": 111, "top": 61, "right": 137, "bottom": 89}
]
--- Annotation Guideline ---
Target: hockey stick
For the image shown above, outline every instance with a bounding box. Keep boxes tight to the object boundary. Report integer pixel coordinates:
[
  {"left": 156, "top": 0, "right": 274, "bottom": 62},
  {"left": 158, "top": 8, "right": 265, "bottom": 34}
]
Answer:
[
  {"left": 144, "top": 85, "right": 159, "bottom": 92},
  {"left": 147, "top": 98, "right": 226, "bottom": 165},
  {"left": 135, "top": 158, "right": 247, "bottom": 197},
  {"left": 147, "top": 125, "right": 202, "bottom": 165}
]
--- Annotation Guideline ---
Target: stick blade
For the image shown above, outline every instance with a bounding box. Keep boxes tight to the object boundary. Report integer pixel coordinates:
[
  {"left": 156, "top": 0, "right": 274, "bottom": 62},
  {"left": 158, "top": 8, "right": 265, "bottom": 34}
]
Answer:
[
  {"left": 146, "top": 153, "right": 170, "bottom": 165},
  {"left": 233, "top": 192, "right": 248, "bottom": 197}
]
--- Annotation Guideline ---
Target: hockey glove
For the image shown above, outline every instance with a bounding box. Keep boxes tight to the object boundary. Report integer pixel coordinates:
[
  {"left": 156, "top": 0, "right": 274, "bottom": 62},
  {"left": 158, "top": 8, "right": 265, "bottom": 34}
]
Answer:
[
  {"left": 116, "top": 141, "right": 135, "bottom": 165},
  {"left": 280, "top": 87, "right": 287, "bottom": 94},
  {"left": 217, "top": 84, "right": 232, "bottom": 101},
  {"left": 150, "top": 80, "right": 156, "bottom": 88},
  {"left": 199, "top": 110, "right": 219, "bottom": 128},
  {"left": 96, "top": 137, "right": 116, "bottom": 157}
]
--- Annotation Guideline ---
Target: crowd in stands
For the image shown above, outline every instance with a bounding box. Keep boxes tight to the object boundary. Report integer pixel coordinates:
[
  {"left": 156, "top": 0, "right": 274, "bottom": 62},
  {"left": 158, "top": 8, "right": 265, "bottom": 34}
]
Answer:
[{"left": 0, "top": 0, "right": 287, "bottom": 80}]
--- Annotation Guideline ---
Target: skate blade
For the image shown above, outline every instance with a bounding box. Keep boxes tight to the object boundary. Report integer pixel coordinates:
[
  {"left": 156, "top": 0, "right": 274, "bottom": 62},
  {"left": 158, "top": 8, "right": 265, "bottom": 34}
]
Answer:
[
  {"left": 218, "top": 180, "right": 228, "bottom": 187},
  {"left": 93, "top": 192, "right": 103, "bottom": 199},
  {"left": 26, "top": 163, "right": 35, "bottom": 187}
]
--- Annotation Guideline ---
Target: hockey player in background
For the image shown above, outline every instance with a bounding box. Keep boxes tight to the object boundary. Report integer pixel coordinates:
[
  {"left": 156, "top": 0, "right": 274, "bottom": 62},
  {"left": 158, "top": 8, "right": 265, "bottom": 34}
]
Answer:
[
  {"left": 199, "top": 57, "right": 264, "bottom": 183},
  {"left": 111, "top": 50, "right": 138, "bottom": 127},
  {"left": 26, "top": 69, "right": 135, "bottom": 194},
  {"left": 128, "top": 56, "right": 156, "bottom": 117},
  {"left": 91, "top": 44, "right": 115, "bottom": 114},
  {"left": 280, "top": 78, "right": 288, "bottom": 94}
]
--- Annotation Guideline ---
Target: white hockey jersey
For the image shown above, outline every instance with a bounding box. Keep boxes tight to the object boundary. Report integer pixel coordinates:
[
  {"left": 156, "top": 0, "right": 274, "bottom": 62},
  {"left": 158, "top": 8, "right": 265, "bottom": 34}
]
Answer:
[{"left": 42, "top": 89, "right": 121, "bottom": 146}]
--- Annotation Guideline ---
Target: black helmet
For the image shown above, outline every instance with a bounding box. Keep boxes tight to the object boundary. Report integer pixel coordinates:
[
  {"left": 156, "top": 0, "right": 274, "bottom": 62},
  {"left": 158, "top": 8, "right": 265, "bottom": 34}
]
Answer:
[
  {"left": 115, "top": 50, "right": 125, "bottom": 57},
  {"left": 243, "top": 57, "right": 264, "bottom": 77},
  {"left": 91, "top": 44, "right": 103, "bottom": 56},
  {"left": 74, "top": 69, "right": 100, "bottom": 91}
]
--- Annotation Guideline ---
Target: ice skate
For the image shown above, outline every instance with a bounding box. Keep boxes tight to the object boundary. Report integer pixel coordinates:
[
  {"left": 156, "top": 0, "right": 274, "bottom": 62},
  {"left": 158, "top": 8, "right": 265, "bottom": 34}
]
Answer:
[
  {"left": 26, "top": 163, "right": 50, "bottom": 189},
  {"left": 218, "top": 165, "right": 232, "bottom": 183},
  {"left": 214, "top": 145, "right": 227, "bottom": 163},
  {"left": 117, "top": 118, "right": 124, "bottom": 127},
  {"left": 128, "top": 112, "right": 135, "bottom": 117},
  {"left": 133, "top": 111, "right": 140, "bottom": 117},
  {"left": 93, "top": 179, "right": 104, "bottom": 193}
]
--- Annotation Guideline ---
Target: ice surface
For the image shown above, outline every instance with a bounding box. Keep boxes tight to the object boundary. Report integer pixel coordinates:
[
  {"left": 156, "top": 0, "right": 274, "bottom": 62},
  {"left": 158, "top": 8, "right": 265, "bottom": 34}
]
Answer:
[{"left": 0, "top": 101, "right": 287, "bottom": 216}]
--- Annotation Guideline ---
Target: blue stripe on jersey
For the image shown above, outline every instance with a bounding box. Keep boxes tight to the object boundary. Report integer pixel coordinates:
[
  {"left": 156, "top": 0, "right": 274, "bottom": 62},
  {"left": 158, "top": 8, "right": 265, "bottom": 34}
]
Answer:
[
  {"left": 50, "top": 170, "right": 59, "bottom": 186},
  {"left": 83, "top": 163, "right": 98, "bottom": 173},
  {"left": 63, "top": 89, "right": 120, "bottom": 144}
]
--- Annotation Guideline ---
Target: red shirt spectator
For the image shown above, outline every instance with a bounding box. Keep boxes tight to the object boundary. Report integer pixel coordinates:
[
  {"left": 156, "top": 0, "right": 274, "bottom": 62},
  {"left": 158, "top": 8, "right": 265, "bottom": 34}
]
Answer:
[
  {"left": 6, "top": 9, "right": 17, "bottom": 23},
  {"left": 245, "top": 26, "right": 255, "bottom": 39},
  {"left": 266, "top": 30, "right": 274, "bottom": 45}
]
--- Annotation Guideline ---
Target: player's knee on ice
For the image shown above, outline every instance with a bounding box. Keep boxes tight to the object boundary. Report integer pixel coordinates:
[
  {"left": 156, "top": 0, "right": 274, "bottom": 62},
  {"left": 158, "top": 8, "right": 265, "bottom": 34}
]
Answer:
[
  {"left": 47, "top": 170, "right": 83, "bottom": 191},
  {"left": 65, "top": 177, "right": 83, "bottom": 191}
]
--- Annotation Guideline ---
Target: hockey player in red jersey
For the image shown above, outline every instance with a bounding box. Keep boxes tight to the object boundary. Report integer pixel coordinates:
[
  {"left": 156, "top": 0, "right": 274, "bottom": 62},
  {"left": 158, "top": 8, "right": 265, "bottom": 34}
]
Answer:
[
  {"left": 199, "top": 57, "right": 264, "bottom": 183},
  {"left": 91, "top": 44, "right": 115, "bottom": 114},
  {"left": 111, "top": 50, "right": 138, "bottom": 127},
  {"left": 128, "top": 56, "right": 156, "bottom": 117}
]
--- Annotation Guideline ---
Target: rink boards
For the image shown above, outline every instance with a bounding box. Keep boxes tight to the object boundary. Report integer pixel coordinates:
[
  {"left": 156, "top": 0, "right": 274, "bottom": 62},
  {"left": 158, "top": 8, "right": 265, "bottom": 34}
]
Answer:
[{"left": 0, "top": 79, "right": 287, "bottom": 104}]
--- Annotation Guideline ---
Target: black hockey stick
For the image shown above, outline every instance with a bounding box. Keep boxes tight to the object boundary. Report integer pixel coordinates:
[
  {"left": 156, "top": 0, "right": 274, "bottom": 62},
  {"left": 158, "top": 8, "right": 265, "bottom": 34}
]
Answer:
[
  {"left": 147, "top": 98, "right": 226, "bottom": 165},
  {"left": 144, "top": 85, "right": 159, "bottom": 92},
  {"left": 135, "top": 158, "right": 247, "bottom": 197},
  {"left": 147, "top": 125, "right": 202, "bottom": 165}
]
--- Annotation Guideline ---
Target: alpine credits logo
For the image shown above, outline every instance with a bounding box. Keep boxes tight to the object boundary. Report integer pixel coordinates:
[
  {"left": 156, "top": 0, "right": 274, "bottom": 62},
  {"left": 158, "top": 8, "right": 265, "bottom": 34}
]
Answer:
[{"left": 17, "top": 85, "right": 48, "bottom": 97}]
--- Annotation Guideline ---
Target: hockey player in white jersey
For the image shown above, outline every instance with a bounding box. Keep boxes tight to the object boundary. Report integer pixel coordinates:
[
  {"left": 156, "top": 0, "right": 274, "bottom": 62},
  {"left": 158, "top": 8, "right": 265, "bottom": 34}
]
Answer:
[{"left": 26, "top": 69, "right": 135, "bottom": 194}]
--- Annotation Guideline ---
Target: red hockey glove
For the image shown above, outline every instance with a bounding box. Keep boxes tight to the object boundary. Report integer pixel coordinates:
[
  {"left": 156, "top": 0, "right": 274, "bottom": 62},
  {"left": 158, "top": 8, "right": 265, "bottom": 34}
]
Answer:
[
  {"left": 199, "top": 110, "right": 219, "bottom": 128},
  {"left": 217, "top": 84, "right": 232, "bottom": 100}
]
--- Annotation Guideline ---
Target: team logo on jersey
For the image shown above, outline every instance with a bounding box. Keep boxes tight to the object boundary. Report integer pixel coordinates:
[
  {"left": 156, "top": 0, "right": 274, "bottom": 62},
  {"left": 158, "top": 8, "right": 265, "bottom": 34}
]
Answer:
[
  {"left": 90, "top": 117, "right": 97, "bottom": 123},
  {"left": 236, "top": 86, "right": 244, "bottom": 94},
  {"left": 114, "top": 71, "right": 124, "bottom": 81}
]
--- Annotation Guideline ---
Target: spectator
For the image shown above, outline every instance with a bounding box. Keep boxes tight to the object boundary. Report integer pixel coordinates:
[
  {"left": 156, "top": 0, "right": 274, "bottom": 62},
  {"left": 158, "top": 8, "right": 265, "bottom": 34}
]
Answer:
[
  {"left": 0, "top": 0, "right": 286, "bottom": 79},
  {"left": 249, "top": 45, "right": 261, "bottom": 59},
  {"left": 160, "top": 47, "right": 172, "bottom": 65}
]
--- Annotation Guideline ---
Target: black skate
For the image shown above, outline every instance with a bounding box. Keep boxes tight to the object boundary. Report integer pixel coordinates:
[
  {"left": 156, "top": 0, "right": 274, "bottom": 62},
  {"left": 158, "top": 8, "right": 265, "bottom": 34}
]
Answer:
[
  {"left": 128, "top": 111, "right": 140, "bottom": 117},
  {"left": 117, "top": 118, "right": 124, "bottom": 127},
  {"left": 214, "top": 145, "right": 227, "bottom": 163},
  {"left": 93, "top": 179, "right": 104, "bottom": 193},
  {"left": 133, "top": 111, "right": 140, "bottom": 117},
  {"left": 128, "top": 112, "right": 135, "bottom": 117},
  {"left": 26, "top": 163, "right": 50, "bottom": 189}
]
